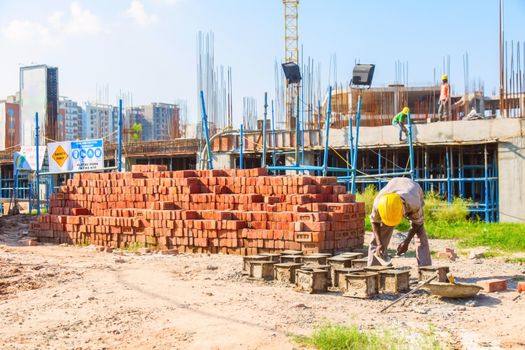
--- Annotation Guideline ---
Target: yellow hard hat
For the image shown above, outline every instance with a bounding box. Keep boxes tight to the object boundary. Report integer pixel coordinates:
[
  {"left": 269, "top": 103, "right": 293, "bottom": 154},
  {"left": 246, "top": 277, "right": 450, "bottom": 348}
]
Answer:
[
  {"left": 377, "top": 193, "right": 403, "bottom": 227},
  {"left": 402, "top": 107, "right": 409, "bottom": 115},
  {"left": 441, "top": 75, "right": 448, "bottom": 81}
]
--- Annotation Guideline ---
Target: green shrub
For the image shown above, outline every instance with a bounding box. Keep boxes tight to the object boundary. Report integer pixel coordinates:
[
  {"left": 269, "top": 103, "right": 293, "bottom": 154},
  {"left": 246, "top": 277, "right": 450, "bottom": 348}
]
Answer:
[
  {"left": 424, "top": 192, "right": 469, "bottom": 223},
  {"left": 293, "top": 323, "right": 444, "bottom": 350},
  {"left": 356, "top": 185, "right": 378, "bottom": 216}
]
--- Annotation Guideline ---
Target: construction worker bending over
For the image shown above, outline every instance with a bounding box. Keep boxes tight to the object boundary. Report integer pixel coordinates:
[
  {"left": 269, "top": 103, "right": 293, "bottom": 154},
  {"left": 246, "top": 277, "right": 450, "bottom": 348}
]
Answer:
[
  {"left": 392, "top": 107, "right": 409, "bottom": 142},
  {"left": 368, "top": 177, "right": 432, "bottom": 267},
  {"left": 438, "top": 75, "right": 449, "bottom": 120}
]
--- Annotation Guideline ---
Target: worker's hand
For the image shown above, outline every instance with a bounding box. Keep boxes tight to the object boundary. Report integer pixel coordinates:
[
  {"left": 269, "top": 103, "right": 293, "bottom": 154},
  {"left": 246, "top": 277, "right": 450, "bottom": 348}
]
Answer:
[
  {"left": 396, "top": 241, "right": 409, "bottom": 256},
  {"left": 376, "top": 244, "right": 385, "bottom": 256}
]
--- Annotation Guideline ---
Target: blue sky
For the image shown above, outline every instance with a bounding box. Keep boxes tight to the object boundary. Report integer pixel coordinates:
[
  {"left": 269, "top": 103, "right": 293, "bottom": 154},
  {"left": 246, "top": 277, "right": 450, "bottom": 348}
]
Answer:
[{"left": 0, "top": 0, "right": 523, "bottom": 125}]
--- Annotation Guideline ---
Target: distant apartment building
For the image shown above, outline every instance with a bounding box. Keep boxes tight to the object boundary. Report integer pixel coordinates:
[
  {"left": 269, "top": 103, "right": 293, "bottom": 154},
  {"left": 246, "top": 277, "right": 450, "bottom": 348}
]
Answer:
[
  {"left": 0, "top": 95, "right": 20, "bottom": 150},
  {"left": 83, "top": 103, "right": 119, "bottom": 142},
  {"left": 59, "top": 97, "right": 83, "bottom": 141},
  {"left": 19, "top": 64, "right": 59, "bottom": 145},
  {"left": 126, "top": 106, "right": 149, "bottom": 142},
  {"left": 126, "top": 103, "right": 180, "bottom": 142}
]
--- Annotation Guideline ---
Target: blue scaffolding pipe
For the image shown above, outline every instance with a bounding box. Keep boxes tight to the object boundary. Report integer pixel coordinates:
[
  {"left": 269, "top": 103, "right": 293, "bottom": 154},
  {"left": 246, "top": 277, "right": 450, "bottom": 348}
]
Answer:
[
  {"left": 407, "top": 111, "right": 415, "bottom": 179},
  {"left": 445, "top": 147, "right": 452, "bottom": 203},
  {"left": 239, "top": 123, "right": 244, "bottom": 169},
  {"left": 350, "top": 95, "right": 362, "bottom": 194},
  {"left": 262, "top": 92, "right": 268, "bottom": 168},
  {"left": 322, "top": 86, "right": 333, "bottom": 176},
  {"left": 295, "top": 89, "right": 300, "bottom": 172},
  {"left": 338, "top": 170, "right": 412, "bottom": 181},
  {"left": 459, "top": 149, "right": 464, "bottom": 197},
  {"left": 267, "top": 165, "right": 357, "bottom": 173},
  {"left": 484, "top": 144, "right": 489, "bottom": 223},
  {"left": 271, "top": 100, "right": 276, "bottom": 168},
  {"left": 118, "top": 98, "right": 123, "bottom": 172},
  {"left": 200, "top": 90, "right": 213, "bottom": 170},
  {"left": 35, "top": 112, "right": 40, "bottom": 216}
]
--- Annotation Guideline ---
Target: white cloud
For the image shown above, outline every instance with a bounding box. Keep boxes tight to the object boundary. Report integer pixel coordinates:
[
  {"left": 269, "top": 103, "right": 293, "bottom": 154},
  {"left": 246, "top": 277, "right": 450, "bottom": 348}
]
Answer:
[
  {"left": 64, "top": 2, "right": 103, "bottom": 35},
  {"left": 1, "top": 2, "right": 103, "bottom": 47},
  {"left": 2, "top": 19, "right": 57, "bottom": 46},
  {"left": 125, "top": 0, "right": 158, "bottom": 27}
]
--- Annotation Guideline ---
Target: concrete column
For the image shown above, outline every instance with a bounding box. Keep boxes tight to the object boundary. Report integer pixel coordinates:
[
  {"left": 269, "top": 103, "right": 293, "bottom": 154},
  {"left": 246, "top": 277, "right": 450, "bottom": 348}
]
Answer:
[{"left": 498, "top": 133, "right": 525, "bottom": 222}]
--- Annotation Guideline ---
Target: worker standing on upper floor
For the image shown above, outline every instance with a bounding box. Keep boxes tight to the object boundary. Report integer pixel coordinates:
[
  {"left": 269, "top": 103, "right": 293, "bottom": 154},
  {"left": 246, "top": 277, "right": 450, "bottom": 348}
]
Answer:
[
  {"left": 367, "top": 177, "right": 432, "bottom": 267},
  {"left": 438, "top": 75, "right": 450, "bottom": 120},
  {"left": 392, "top": 107, "right": 410, "bottom": 142}
]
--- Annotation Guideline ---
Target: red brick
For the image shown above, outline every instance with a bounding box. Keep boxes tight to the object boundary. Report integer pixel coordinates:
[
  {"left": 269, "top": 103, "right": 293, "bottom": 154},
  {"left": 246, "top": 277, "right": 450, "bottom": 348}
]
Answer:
[{"left": 478, "top": 279, "right": 508, "bottom": 292}]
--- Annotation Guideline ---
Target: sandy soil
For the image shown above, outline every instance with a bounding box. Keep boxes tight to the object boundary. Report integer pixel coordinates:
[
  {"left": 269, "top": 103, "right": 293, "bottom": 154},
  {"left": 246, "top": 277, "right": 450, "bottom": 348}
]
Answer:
[{"left": 1, "top": 215, "right": 524, "bottom": 350}]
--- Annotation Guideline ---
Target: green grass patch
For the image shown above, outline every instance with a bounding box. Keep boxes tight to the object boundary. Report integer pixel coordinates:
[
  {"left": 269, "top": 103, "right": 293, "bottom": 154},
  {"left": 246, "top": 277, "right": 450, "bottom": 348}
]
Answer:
[
  {"left": 293, "top": 323, "right": 444, "bottom": 350},
  {"left": 124, "top": 241, "right": 143, "bottom": 252},
  {"left": 506, "top": 257, "right": 525, "bottom": 264},
  {"left": 357, "top": 185, "right": 525, "bottom": 252}
]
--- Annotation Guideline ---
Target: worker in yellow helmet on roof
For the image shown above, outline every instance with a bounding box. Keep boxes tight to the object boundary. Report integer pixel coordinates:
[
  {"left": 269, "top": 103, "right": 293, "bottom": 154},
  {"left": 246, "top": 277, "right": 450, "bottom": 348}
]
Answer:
[
  {"left": 438, "top": 75, "right": 450, "bottom": 121},
  {"left": 368, "top": 177, "right": 432, "bottom": 266},
  {"left": 392, "top": 107, "right": 410, "bottom": 142}
]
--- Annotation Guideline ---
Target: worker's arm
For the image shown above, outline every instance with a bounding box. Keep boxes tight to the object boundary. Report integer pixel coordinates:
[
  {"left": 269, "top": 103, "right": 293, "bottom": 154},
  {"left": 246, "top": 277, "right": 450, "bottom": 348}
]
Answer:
[
  {"left": 372, "top": 222, "right": 384, "bottom": 255},
  {"left": 396, "top": 222, "right": 424, "bottom": 255}
]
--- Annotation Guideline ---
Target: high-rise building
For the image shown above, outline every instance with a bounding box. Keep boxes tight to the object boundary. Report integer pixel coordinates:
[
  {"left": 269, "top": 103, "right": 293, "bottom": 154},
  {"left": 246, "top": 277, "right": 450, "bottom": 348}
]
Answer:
[
  {"left": 83, "top": 102, "right": 118, "bottom": 142},
  {"left": 19, "top": 64, "right": 59, "bottom": 146},
  {"left": 59, "top": 97, "right": 83, "bottom": 141},
  {"left": 0, "top": 95, "right": 20, "bottom": 150},
  {"left": 135, "top": 103, "right": 180, "bottom": 141}
]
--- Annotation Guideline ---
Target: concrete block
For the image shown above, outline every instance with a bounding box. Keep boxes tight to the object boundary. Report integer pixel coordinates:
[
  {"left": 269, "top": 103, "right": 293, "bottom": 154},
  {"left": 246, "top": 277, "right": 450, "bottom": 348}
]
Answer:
[
  {"left": 274, "top": 262, "right": 303, "bottom": 283},
  {"left": 243, "top": 255, "right": 270, "bottom": 274},
  {"left": 295, "top": 268, "right": 328, "bottom": 293},
  {"left": 250, "top": 261, "right": 277, "bottom": 280},
  {"left": 302, "top": 254, "right": 328, "bottom": 266},
  {"left": 258, "top": 253, "right": 281, "bottom": 262},
  {"left": 379, "top": 269, "right": 410, "bottom": 293},
  {"left": 337, "top": 252, "right": 364, "bottom": 260},
  {"left": 327, "top": 256, "right": 354, "bottom": 284},
  {"left": 280, "top": 255, "right": 303, "bottom": 264},
  {"left": 351, "top": 258, "right": 368, "bottom": 269},
  {"left": 418, "top": 265, "right": 450, "bottom": 283},
  {"left": 280, "top": 250, "right": 303, "bottom": 256},
  {"left": 333, "top": 267, "right": 364, "bottom": 290},
  {"left": 343, "top": 271, "right": 379, "bottom": 299}
]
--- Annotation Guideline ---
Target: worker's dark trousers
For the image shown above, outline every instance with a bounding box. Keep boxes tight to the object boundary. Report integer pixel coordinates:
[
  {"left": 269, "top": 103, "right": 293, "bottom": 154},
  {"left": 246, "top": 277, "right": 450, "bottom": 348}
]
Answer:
[{"left": 367, "top": 223, "right": 432, "bottom": 266}]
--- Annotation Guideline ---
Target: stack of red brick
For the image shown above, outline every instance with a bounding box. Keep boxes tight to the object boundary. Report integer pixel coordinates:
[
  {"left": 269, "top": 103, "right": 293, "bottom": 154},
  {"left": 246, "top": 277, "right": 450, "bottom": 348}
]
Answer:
[{"left": 29, "top": 165, "right": 366, "bottom": 255}]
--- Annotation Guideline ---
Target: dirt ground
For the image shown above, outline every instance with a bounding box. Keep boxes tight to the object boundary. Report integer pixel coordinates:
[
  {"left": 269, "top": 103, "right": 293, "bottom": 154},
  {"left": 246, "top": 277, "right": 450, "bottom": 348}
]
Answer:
[{"left": 1, "top": 215, "right": 524, "bottom": 350}]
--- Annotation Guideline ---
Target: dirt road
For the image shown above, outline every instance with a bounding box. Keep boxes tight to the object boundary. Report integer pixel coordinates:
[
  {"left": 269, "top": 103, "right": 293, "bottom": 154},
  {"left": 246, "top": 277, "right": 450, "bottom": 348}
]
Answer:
[{"left": 1, "top": 216, "right": 524, "bottom": 349}]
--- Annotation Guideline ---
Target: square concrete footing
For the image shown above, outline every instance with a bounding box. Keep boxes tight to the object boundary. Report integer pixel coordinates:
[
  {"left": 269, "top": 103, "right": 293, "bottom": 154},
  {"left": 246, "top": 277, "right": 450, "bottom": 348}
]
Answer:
[
  {"left": 333, "top": 268, "right": 364, "bottom": 290},
  {"left": 302, "top": 254, "right": 329, "bottom": 266},
  {"left": 274, "top": 262, "right": 303, "bottom": 283},
  {"left": 243, "top": 255, "right": 270, "bottom": 274},
  {"left": 379, "top": 269, "right": 410, "bottom": 293},
  {"left": 280, "top": 255, "right": 303, "bottom": 264},
  {"left": 280, "top": 250, "right": 303, "bottom": 256},
  {"left": 250, "top": 261, "right": 277, "bottom": 280},
  {"left": 259, "top": 253, "right": 281, "bottom": 262},
  {"left": 295, "top": 268, "right": 328, "bottom": 294},
  {"left": 327, "top": 256, "right": 354, "bottom": 285},
  {"left": 338, "top": 252, "right": 365, "bottom": 260},
  {"left": 343, "top": 272, "right": 379, "bottom": 298},
  {"left": 351, "top": 258, "right": 368, "bottom": 269},
  {"left": 418, "top": 265, "right": 450, "bottom": 283}
]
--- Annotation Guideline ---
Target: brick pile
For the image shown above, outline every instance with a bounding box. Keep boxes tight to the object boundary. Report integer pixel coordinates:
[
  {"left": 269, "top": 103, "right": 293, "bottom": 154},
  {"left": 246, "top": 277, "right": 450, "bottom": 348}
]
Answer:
[{"left": 29, "top": 165, "right": 366, "bottom": 255}]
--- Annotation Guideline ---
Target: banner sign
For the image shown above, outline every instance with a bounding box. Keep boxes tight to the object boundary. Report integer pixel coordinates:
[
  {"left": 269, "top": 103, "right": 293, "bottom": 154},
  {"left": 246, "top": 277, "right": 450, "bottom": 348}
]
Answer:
[
  {"left": 14, "top": 146, "right": 46, "bottom": 172},
  {"left": 48, "top": 138, "right": 104, "bottom": 172}
]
